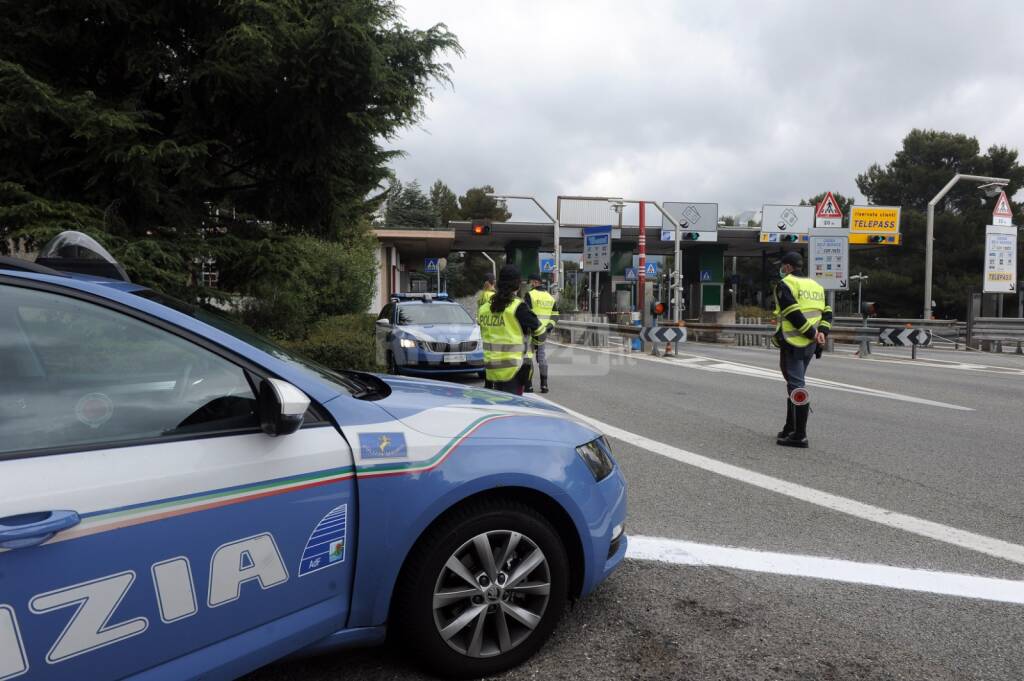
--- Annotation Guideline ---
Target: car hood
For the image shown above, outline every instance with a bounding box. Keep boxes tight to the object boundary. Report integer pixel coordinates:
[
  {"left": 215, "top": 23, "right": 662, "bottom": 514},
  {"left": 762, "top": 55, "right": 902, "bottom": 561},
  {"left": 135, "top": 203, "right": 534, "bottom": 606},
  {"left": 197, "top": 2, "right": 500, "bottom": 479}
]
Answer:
[
  {"left": 393, "top": 323, "right": 480, "bottom": 342},
  {"left": 371, "top": 374, "right": 598, "bottom": 442}
]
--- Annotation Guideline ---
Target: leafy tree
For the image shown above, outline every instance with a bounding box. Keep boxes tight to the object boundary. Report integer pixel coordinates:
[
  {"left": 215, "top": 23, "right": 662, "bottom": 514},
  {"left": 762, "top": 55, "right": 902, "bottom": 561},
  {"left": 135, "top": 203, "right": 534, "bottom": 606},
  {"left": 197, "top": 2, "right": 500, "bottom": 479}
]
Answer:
[
  {"left": 458, "top": 185, "right": 512, "bottom": 221},
  {"left": 430, "top": 179, "right": 461, "bottom": 227},
  {"left": 0, "top": 0, "right": 461, "bottom": 314},
  {"left": 384, "top": 179, "right": 437, "bottom": 228},
  {"left": 852, "top": 129, "right": 1023, "bottom": 318}
]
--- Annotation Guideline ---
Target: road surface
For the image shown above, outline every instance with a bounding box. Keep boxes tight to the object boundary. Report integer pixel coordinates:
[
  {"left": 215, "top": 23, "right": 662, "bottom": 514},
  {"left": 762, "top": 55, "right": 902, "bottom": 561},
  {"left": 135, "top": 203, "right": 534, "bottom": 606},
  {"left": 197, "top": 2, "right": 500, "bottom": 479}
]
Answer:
[{"left": 248, "top": 341, "right": 1024, "bottom": 680}]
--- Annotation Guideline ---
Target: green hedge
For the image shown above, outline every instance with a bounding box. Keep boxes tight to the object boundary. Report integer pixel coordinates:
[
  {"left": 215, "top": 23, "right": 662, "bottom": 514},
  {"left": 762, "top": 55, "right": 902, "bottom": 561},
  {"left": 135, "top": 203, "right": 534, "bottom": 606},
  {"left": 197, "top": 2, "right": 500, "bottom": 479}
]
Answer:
[{"left": 282, "top": 313, "right": 381, "bottom": 373}]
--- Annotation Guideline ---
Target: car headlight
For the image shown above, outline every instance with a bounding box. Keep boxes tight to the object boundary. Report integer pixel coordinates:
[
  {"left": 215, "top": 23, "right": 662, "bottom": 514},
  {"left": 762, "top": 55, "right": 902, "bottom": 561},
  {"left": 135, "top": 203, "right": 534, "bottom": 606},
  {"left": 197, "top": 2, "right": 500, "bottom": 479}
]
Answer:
[
  {"left": 399, "top": 338, "right": 417, "bottom": 349},
  {"left": 576, "top": 437, "right": 615, "bottom": 481}
]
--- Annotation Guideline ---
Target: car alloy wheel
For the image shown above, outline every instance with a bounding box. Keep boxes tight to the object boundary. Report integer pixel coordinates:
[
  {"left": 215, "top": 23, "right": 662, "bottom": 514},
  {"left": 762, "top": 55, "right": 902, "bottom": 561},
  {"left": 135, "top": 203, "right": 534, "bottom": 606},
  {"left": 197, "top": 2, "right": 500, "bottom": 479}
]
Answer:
[
  {"left": 393, "top": 499, "right": 569, "bottom": 679},
  {"left": 432, "top": 530, "right": 551, "bottom": 658}
]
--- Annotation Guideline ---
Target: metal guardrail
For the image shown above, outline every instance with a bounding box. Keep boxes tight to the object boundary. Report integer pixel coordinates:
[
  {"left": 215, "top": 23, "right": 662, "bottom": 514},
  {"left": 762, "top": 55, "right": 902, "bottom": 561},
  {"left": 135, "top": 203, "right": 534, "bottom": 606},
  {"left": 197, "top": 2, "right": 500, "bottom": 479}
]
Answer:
[
  {"left": 968, "top": 317, "right": 1024, "bottom": 354},
  {"left": 558, "top": 319, "right": 879, "bottom": 344}
]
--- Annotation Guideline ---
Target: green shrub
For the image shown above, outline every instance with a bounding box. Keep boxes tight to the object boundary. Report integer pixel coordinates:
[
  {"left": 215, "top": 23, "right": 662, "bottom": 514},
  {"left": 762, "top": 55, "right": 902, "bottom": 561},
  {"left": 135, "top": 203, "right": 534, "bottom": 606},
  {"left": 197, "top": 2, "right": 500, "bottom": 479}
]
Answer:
[{"left": 283, "top": 313, "right": 381, "bottom": 373}]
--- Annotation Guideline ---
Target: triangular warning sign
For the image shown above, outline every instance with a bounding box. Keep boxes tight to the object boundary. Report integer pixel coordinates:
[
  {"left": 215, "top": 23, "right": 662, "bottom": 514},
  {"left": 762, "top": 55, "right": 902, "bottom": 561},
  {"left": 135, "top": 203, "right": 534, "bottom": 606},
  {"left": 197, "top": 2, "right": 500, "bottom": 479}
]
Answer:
[
  {"left": 993, "top": 190, "right": 1013, "bottom": 218},
  {"left": 816, "top": 192, "right": 843, "bottom": 219}
]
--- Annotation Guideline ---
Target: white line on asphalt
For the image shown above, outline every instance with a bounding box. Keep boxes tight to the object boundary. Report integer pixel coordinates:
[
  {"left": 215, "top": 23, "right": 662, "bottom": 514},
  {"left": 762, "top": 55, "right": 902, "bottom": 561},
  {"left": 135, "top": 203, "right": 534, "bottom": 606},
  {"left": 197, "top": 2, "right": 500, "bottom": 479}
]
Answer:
[
  {"left": 626, "top": 535, "right": 1024, "bottom": 605},
  {"left": 549, "top": 342, "right": 974, "bottom": 411},
  {"left": 541, "top": 398, "right": 1024, "bottom": 567}
]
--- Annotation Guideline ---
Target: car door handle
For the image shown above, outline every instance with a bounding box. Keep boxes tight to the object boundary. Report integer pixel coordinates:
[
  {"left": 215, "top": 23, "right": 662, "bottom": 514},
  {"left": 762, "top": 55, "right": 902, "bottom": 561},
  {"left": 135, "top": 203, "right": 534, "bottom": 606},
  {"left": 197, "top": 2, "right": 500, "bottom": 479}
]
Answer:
[{"left": 0, "top": 510, "right": 81, "bottom": 550}]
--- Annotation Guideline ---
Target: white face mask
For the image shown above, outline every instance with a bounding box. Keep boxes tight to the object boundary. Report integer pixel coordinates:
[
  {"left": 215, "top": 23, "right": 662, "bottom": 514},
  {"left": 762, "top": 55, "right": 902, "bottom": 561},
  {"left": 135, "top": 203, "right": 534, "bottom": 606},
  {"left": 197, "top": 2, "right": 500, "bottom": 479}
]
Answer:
[{"left": 779, "top": 267, "right": 788, "bottom": 278}]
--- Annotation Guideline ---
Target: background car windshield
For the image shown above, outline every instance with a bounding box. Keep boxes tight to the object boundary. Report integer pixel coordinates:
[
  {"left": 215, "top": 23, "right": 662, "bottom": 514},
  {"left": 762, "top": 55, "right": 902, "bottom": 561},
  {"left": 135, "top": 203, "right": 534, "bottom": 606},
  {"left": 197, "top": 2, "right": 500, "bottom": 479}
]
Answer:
[{"left": 397, "top": 303, "right": 472, "bottom": 325}]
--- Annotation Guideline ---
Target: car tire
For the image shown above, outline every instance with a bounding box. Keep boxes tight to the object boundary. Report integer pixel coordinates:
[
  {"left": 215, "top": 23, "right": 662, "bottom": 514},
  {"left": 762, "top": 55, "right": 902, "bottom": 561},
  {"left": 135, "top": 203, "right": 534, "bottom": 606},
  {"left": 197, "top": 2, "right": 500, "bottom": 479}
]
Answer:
[{"left": 393, "top": 499, "right": 569, "bottom": 679}]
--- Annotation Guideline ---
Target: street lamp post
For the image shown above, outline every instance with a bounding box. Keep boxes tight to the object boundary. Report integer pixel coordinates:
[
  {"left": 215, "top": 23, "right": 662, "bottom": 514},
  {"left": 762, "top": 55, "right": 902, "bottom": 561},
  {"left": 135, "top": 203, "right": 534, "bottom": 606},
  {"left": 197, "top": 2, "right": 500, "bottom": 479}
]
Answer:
[
  {"left": 849, "top": 273, "right": 868, "bottom": 314},
  {"left": 923, "top": 174, "right": 1008, "bottom": 320},
  {"left": 486, "top": 194, "right": 561, "bottom": 293}
]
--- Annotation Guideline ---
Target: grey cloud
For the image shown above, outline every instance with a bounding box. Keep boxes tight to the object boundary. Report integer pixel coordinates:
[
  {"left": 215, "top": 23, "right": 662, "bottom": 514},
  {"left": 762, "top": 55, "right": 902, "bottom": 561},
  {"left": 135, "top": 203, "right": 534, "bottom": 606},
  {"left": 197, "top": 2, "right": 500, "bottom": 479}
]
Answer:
[{"left": 389, "top": 0, "right": 1024, "bottom": 219}]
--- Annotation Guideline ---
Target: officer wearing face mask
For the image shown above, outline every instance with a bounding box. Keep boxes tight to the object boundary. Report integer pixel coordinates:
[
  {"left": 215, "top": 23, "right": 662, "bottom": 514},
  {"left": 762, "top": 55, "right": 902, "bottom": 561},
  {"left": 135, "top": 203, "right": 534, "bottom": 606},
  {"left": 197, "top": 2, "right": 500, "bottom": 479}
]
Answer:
[{"left": 772, "top": 251, "right": 832, "bottom": 448}]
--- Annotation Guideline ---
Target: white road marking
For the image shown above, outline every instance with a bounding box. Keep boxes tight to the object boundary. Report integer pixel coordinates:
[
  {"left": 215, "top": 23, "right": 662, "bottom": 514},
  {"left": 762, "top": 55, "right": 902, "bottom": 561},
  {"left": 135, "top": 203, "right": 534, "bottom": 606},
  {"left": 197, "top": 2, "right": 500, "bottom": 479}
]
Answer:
[
  {"left": 549, "top": 342, "right": 974, "bottom": 411},
  {"left": 542, "top": 399, "right": 1024, "bottom": 567},
  {"left": 626, "top": 535, "right": 1024, "bottom": 605}
]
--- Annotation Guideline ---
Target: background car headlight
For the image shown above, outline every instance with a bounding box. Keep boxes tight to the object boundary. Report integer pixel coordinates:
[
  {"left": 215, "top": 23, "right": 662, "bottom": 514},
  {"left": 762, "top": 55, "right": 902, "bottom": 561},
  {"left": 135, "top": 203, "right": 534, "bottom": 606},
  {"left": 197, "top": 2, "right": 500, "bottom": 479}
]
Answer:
[
  {"left": 399, "top": 338, "right": 417, "bottom": 349},
  {"left": 576, "top": 437, "right": 615, "bottom": 481}
]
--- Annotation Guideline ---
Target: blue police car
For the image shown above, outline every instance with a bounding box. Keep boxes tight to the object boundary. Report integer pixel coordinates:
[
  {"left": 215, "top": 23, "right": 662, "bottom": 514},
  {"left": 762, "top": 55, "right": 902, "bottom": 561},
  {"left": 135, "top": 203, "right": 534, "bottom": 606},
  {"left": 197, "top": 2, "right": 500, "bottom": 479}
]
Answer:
[
  {"left": 0, "top": 233, "right": 627, "bottom": 680},
  {"left": 375, "top": 294, "right": 486, "bottom": 378}
]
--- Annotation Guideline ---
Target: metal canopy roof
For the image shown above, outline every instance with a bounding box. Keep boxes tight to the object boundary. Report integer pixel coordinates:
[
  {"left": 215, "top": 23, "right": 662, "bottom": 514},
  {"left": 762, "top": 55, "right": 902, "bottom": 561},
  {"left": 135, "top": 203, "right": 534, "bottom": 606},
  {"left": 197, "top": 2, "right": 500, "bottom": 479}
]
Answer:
[{"left": 450, "top": 221, "right": 889, "bottom": 258}]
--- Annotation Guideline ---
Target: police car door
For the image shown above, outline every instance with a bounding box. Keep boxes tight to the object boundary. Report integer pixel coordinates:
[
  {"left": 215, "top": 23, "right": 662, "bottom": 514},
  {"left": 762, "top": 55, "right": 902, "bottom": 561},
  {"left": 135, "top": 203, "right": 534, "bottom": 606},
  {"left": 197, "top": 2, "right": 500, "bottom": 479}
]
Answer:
[{"left": 0, "top": 281, "right": 355, "bottom": 681}]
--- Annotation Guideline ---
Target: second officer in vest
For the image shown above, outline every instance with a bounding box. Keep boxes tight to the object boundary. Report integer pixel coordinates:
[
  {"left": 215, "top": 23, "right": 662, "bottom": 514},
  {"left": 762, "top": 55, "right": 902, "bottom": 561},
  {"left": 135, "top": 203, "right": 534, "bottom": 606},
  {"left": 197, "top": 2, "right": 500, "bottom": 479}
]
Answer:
[
  {"left": 772, "top": 251, "right": 832, "bottom": 448},
  {"left": 478, "top": 264, "right": 541, "bottom": 395},
  {"left": 525, "top": 273, "right": 559, "bottom": 393}
]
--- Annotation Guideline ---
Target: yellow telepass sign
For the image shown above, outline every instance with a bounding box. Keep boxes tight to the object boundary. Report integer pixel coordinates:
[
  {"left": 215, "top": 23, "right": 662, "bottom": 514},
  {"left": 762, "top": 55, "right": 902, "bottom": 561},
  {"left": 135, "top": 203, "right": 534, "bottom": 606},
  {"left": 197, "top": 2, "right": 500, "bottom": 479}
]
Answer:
[{"left": 849, "top": 206, "right": 901, "bottom": 233}]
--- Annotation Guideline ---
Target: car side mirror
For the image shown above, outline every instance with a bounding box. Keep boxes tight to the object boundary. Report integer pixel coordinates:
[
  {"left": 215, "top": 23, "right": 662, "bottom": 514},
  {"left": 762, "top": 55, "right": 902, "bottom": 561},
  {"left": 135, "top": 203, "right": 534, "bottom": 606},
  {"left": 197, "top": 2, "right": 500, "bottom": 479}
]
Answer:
[
  {"left": 376, "top": 318, "right": 391, "bottom": 327},
  {"left": 258, "top": 377, "right": 310, "bottom": 436}
]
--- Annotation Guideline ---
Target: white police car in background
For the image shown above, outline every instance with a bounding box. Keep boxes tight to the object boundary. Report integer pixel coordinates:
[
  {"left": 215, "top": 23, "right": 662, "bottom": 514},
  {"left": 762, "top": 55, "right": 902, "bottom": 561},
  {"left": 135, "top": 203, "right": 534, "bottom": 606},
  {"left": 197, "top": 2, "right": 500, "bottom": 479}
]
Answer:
[
  {"left": 375, "top": 293, "right": 486, "bottom": 378},
  {"left": 0, "top": 233, "right": 627, "bottom": 681}
]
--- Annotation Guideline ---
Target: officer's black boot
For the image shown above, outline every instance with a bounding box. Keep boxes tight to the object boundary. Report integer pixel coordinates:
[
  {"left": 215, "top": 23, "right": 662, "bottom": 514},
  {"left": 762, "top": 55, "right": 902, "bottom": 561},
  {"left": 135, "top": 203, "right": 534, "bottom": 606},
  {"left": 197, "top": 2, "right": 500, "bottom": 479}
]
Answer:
[
  {"left": 776, "top": 399, "right": 794, "bottom": 439},
  {"left": 540, "top": 373, "right": 549, "bottom": 393},
  {"left": 777, "top": 403, "right": 809, "bottom": 448}
]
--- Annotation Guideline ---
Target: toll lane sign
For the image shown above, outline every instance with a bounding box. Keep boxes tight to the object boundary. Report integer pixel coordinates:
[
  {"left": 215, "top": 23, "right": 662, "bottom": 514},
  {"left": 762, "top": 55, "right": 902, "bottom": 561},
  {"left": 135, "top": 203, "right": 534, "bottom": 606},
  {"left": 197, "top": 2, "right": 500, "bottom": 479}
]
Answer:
[
  {"left": 984, "top": 224, "right": 1017, "bottom": 293},
  {"left": 850, "top": 206, "right": 901, "bottom": 233},
  {"left": 809, "top": 230, "right": 849, "bottom": 291},
  {"left": 582, "top": 225, "right": 612, "bottom": 272}
]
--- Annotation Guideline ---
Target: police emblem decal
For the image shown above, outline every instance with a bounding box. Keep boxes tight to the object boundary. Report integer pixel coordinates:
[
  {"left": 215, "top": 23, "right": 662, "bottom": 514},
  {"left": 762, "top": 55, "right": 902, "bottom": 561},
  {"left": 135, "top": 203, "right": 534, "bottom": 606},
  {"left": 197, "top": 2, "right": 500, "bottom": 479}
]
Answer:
[{"left": 358, "top": 432, "right": 408, "bottom": 459}]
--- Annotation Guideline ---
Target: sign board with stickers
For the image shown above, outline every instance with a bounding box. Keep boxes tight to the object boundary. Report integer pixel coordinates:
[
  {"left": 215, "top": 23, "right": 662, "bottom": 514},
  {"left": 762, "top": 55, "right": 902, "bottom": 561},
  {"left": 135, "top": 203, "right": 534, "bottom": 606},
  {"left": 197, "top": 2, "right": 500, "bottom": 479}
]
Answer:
[
  {"left": 983, "top": 224, "right": 1018, "bottom": 293},
  {"left": 808, "top": 229, "right": 849, "bottom": 291}
]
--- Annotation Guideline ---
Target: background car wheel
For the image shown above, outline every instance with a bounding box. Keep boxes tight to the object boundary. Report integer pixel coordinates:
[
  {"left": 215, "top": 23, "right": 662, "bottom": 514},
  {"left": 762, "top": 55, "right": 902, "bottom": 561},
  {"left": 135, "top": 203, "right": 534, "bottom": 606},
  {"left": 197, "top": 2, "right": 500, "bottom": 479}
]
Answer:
[{"left": 394, "top": 499, "right": 569, "bottom": 679}]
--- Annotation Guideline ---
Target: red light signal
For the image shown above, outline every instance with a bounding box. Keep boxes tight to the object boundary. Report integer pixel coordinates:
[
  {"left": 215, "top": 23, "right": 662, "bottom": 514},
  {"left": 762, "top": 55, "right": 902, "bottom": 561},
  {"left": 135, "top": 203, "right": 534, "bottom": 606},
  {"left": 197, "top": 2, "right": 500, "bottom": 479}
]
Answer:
[{"left": 471, "top": 219, "right": 491, "bottom": 235}]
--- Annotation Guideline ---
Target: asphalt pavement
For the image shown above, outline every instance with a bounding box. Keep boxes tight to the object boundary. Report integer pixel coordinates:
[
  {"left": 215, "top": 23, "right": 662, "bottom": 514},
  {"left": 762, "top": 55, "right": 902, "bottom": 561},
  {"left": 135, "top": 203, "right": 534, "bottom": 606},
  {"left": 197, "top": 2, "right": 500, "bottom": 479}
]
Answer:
[{"left": 248, "top": 340, "right": 1024, "bottom": 681}]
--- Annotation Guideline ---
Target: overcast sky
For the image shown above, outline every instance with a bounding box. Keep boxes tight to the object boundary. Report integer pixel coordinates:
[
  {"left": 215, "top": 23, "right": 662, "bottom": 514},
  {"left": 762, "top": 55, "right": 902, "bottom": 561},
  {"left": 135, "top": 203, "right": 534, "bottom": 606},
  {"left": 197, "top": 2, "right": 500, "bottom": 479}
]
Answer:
[{"left": 387, "top": 1, "right": 1024, "bottom": 222}]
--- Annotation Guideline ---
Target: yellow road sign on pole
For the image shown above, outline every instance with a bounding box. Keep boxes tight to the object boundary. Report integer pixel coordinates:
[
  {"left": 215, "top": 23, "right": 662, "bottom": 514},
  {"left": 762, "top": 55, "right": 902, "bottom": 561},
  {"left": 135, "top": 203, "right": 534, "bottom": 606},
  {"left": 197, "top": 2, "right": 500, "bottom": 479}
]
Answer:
[{"left": 849, "top": 206, "right": 901, "bottom": 234}]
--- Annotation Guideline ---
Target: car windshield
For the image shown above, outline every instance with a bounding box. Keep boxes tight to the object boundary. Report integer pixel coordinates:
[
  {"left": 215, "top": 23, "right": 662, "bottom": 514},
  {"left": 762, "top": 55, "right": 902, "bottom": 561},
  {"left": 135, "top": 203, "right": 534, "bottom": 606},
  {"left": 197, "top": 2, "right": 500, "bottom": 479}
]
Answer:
[
  {"left": 397, "top": 303, "right": 473, "bottom": 326},
  {"left": 132, "top": 290, "right": 361, "bottom": 395}
]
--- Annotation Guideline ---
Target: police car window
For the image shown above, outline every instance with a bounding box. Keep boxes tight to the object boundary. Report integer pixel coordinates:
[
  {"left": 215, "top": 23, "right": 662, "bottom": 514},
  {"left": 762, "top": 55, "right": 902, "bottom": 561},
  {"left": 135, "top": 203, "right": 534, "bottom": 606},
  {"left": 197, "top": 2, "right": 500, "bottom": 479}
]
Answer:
[
  {"left": 0, "top": 285, "right": 260, "bottom": 456},
  {"left": 397, "top": 303, "right": 473, "bottom": 325}
]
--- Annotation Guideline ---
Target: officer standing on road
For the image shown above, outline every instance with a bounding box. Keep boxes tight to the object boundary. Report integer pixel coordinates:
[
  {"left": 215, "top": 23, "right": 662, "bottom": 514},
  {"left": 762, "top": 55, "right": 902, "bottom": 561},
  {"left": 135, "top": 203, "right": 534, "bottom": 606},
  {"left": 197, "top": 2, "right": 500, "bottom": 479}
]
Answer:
[
  {"left": 773, "top": 251, "right": 832, "bottom": 448},
  {"left": 477, "top": 272, "right": 495, "bottom": 306},
  {"left": 524, "top": 273, "right": 559, "bottom": 393},
  {"left": 478, "top": 264, "right": 540, "bottom": 395}
]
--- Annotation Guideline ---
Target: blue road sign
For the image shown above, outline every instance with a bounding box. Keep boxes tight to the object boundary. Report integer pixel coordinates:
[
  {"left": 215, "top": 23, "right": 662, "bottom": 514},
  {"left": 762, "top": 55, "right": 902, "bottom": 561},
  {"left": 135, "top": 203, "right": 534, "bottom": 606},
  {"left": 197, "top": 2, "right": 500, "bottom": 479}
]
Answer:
[
  {"left": 660, "top": 229, "right": 675, "bottom": 242},
  {"left": 625, "top": 267, "right": 638, "bottom": 281},
  {"left": 424, "top": 258, "right": 439, "bottom": 273},
  {"left": 540, "top": 258, "right": 556, "bottom": 273},
  {"left": 644, "top": 262, "right": 660, "bottom": 277},
  {"left": 700, "top": 269, "right": 712, "bottom": 282}
]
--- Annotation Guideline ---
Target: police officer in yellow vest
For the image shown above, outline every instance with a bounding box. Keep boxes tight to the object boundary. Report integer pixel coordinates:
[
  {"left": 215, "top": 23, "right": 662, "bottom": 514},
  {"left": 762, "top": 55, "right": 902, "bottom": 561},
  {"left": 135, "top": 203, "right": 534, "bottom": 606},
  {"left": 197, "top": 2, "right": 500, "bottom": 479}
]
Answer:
[
  {"left": 478, "top": 264, "right": 541, "bottom": 395},
  {"left": 773, "top": 252, "right": 832, "bottom": 448},
  {"left": 525, "top": 273, "right": 559, "bottom": 393},
  {"left": 477, "top": 272, "right": 495, "bottom": 306}
]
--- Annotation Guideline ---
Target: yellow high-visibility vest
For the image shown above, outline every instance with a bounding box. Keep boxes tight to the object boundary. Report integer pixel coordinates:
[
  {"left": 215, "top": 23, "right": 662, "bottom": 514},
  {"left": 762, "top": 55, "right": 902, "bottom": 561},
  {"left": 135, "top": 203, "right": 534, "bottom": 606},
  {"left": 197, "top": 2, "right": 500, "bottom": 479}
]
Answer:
[
  {"left": 478, "top": 298, "right": 531, "bottom": 382},
  {"left": 529, "top": 289, "right": 558, "bottom": 339},
  {"left": 477, "top": 289, "right": 495, "bottom": 306},
  {"left": 774, "top": 275, "right": 826, "bottom": 348}
]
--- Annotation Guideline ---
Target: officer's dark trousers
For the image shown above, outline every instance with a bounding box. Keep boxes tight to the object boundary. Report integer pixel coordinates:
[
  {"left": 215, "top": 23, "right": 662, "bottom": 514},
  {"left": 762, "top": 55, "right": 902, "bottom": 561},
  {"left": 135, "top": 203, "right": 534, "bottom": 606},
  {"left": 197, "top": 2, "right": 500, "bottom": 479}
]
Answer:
[
  {"left": 493, "top": 363, "right": 532, "bottom": 396},
  {"left": 779, "top": 343, "right": 815, "bottom": 394}
]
